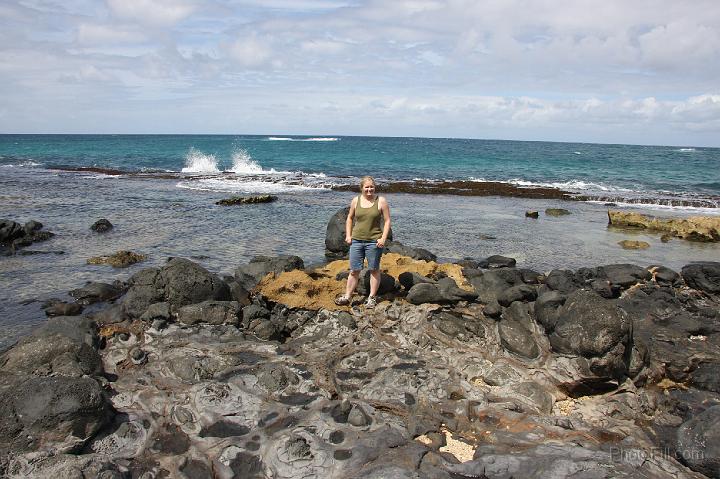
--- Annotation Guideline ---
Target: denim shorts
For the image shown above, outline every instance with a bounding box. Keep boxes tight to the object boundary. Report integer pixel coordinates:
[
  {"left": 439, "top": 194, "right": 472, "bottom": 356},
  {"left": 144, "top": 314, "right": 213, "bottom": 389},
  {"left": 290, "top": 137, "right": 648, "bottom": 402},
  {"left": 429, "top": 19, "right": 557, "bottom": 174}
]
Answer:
[{"left": 349, "top": 239, "right": 383, "bottom": 271}]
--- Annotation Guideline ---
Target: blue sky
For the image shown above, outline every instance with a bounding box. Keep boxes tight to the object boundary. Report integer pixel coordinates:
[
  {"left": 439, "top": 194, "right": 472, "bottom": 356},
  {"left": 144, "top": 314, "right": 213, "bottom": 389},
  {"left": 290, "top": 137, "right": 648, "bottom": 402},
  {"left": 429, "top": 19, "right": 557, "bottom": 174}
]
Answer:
[{"left": 1, "top": 0, "right": 720, "bottom": 146}]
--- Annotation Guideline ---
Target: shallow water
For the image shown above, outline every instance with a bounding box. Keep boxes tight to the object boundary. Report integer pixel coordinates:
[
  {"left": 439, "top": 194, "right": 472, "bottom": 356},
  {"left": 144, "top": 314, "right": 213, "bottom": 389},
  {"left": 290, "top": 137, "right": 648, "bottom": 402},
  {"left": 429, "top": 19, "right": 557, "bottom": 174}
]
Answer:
[{"left": 1, "top": 166, "right": 718, "bottom": 350}]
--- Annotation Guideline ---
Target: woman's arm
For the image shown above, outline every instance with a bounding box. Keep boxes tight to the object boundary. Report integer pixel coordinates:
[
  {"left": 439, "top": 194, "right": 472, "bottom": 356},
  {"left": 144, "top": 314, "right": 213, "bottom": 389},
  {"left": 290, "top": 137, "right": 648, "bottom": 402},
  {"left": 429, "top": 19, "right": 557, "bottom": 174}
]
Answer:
[
  {"left": 345, "top": 197, "right": 357, "bottom": 244},
  {"left": 377, "top": 196, "right": 391, "bottom": 248}
]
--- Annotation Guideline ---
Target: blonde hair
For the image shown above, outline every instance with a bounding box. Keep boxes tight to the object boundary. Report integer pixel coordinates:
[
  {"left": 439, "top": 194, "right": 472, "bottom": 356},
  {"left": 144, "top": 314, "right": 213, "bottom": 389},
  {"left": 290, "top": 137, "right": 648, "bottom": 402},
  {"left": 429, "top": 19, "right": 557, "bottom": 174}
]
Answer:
[{"left": 359, "top": 176, "right": 376, "bottom": 191}]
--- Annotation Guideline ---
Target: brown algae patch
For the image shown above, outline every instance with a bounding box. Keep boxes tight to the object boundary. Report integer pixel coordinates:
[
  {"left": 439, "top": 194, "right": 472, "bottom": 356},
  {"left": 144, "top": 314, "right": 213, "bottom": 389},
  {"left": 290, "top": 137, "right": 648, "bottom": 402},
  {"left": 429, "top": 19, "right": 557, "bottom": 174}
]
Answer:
[{"left": 255, "top": 253, "right": 472, "bottom": 311}]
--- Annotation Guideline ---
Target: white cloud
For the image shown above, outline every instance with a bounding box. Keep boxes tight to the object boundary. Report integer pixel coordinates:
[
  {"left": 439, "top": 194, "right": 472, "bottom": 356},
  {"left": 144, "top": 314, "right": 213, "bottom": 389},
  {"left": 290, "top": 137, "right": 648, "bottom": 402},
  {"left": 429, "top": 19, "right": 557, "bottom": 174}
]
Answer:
[
  {"left": 76, "top": 23, "right": 147, "bottom": 44},
  {"left": 106, "top": 0, "right": 196, "bottom": 27}
]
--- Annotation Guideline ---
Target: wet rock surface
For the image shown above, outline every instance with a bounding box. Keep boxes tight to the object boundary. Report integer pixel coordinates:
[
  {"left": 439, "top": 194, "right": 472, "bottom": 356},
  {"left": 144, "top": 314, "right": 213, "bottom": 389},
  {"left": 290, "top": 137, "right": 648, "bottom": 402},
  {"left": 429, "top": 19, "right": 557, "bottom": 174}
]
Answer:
[
  {"left": 608, "top": 210, "right": 720, "bottom": 242},
  {"left": 216, "top": 195, "right": 279, "bottom": 206},
  {"left": 2, "top": 250, "right": 720, "bottom": 478},
  {"left": 0, "top": 218, "right": 55, "bottom": 254}
]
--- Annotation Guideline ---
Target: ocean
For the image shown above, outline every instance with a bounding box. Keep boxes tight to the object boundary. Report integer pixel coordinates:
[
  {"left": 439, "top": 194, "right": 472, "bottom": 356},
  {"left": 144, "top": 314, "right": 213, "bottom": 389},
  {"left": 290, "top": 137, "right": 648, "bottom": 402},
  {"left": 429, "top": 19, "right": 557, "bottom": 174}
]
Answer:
[{"left": 1, "top": 134, "right": 719, "bottom": 349}]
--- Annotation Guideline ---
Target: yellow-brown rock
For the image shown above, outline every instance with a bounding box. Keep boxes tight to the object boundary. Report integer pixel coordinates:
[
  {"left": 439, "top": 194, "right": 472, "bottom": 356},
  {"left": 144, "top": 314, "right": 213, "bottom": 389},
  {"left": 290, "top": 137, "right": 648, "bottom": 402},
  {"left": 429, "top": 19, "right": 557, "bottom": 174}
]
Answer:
[
  {"left": 618, "top": 240, "right": 650, "bottom": 250},
  {"left": 255, "top": 252, "right": 471, "bottom": 311},
  {"left": 88, "top": 250, "right": 147, "bottom": 267},
  {"left": 608, "top": 210, "right": 720, "bottom": 242}
]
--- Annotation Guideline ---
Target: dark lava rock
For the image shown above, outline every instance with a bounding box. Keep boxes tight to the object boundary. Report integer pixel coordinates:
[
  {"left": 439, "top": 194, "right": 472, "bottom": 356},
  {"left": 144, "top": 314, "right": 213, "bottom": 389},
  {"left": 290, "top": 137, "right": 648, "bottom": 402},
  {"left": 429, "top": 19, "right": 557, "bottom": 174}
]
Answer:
[
  {"left": 470, "top": 267, "right": 524, "bottom": 304},
  {"left": 90, "top": 218, "right": 114, "bottom": 233},
  {"left": 243, "top": 304, "right": 271, "bottom": 327},
  {"left": 69, "top": 281, "right": 123, "bottom": 305},
  {"left": 689, "top": 361, "right": 720, "bottom": 393},
  {"left": 139, "top": 302, "right": 171, "bottom": 322},
  {"left": 216, "top": 195, "right": 278, "bottom": 205},
  {"left": 550, "top": 290, "right": 631, "bottom": 379},
  {"left": 545, "top": 269, "right": 580, "bottom": 293},
  {"left": 499, "top": 302, "right": 540, "bottom": 359},
  {"left": 534, "top": 291, "right": 566, "bottom": 332},
  {"left": 545, "top": 208, "right": 571, "bottom": 216},
  {"left": 652, "top": 265, "right": 681, "bottom": 285},
  {"left": 431, "top": 311, "right": 485, "bottom": 341},
  {"left": 235, "top": 255, "right": 305, "bottom": 290},
  {"left": 176, "top": 300, "right": 241, "bottom": 326},
  {"left": 1, "top": 218, "right": 55, "bottom": 253},
  {"left": 0, "top": 376, "right": 111, "bottom": 455},
  {"left": 357, "top": 269, "right": 398, "bottom": 296},
  {"left": 161, "top": 257, "right": 230, "bottom": 307},
  {"left": 682, "top": 262, "right": 720, "bottom": 294},
  {"left": 44, "top": 299, "right": 83, "bottom": 317},
  {"left": 676, "top": 405, "right": 720, "bottom": 477},
  {"left": 525, "top": 211, "right": 539, "bottom": 218},
  {"left": 122, "top": 258, "right": 230, "bottom": 318},
  {"left": 599, "top": 264, "right": 652, "bottom": 290},
  {"left": 436, "top": 277, "right": 478, "bottom": 302},
  {"left": 0, "top": 316, "right": 101, "bottom": 377},
  {"left": 483, "top": 301, "right": 502, "bottom": 319},
  {"left": 478, "top": 255, "right": 517, "bottom": 269},
  {"left": 398, "top": 271, "right": 436, "bottom": 290},
  {"left": 325, "top": 207, "right": 351, "bottom": 259},
  {"left": 406, "top": 283, "right": 444, "bottom": 305},
  {"left": 497, "top": 284, "right": 537, "bottom": 307}
]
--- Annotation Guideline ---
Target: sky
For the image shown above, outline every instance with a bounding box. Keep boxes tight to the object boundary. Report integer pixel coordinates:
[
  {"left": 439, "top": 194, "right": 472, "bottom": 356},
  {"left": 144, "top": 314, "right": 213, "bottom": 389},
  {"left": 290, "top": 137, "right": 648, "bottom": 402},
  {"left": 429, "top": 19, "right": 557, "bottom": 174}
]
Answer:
[{"left": 1, "top": 0, "right": 720, "bottom": 146}]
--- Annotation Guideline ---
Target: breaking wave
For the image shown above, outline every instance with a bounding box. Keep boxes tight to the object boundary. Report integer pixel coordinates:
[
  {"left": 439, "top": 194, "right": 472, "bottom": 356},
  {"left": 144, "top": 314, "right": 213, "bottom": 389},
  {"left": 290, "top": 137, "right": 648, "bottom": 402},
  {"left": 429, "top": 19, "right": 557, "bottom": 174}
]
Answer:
[{"left": 181, "top": 147, "right": 220, "bottom": 173}]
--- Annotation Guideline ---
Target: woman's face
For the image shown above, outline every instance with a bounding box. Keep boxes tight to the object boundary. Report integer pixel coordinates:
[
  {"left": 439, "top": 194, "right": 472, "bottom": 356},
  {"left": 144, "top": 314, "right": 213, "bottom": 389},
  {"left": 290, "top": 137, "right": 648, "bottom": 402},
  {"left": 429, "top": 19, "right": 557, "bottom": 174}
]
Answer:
[{"left": 362, "top": 181, "right": 375, "bottom": 196}]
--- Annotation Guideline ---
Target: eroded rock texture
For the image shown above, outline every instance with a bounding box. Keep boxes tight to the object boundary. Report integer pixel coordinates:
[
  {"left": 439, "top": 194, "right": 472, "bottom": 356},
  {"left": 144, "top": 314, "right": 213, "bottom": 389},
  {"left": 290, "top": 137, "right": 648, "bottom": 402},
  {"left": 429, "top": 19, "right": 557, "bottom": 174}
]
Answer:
[{"left": 2, "top": 254, "right": 720, "bottom": 479}]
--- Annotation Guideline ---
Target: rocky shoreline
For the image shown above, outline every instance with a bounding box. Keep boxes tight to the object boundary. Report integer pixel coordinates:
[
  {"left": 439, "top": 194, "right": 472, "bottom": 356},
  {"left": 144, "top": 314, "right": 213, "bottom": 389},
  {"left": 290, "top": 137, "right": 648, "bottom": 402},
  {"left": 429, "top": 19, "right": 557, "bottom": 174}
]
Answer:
[{"left": 1, "top": 212, "right": 720, "bottom": 478}]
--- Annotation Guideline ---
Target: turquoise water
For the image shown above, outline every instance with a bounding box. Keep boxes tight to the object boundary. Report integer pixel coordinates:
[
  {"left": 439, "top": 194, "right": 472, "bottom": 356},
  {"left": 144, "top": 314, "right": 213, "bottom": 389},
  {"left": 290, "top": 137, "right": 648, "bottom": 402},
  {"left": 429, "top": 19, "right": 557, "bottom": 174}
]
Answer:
[
  {"left": 1, "top": 134, "right": 719, "bottom": 349},
  {"left": 1, "top": 134, "right": 719, "bottom": 206}
]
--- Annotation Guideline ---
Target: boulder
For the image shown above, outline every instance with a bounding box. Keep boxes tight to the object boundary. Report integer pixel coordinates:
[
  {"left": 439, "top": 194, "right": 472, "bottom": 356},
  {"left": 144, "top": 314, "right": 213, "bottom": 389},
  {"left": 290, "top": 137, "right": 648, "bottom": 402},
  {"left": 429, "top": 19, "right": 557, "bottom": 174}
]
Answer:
[
  {"left": 160, "top": 258, "right": 230, "bottom": 308},
  {"left": 682, "top": 262, "right": 720, "bottom": 294},
  {"left": 608, "top": 210, "right": 720, "bottom": 242},
  {"left": 499, "top": 302, "right": 540, "bottom": 359},
  {"left": 436, "top": 277, "right": 478, "bottom": 302},
  {"left": 139, "top": 302, "right": 172, "bottom": 322},
  {"left": 533, "top": 291, "right": 566, "bottom": 332},
  {"left": 549, "top": 290, "right": 632, "bottom": 379},
  {"left": 545, "top": 269, "right": 580, "bottom": 293},
  {"left": 44, "top": 300, "right": 83, "bottom": 317},
  {"left": 478, "top": 255, "right": 516, "bottom": 269},
  {"left": 0, "top": 376, "right": 111, "bottom": 455},
  {"left": 406, "top": 283, "right": 444, "bottom": 305},
  {"left": 471, "top": 268, "right": 524, "bottom": 304},
  {"left": 525, "top": 211, "right": 539, "bottom": 219},
  {"left": 676, "top": 405, "right": 720, "bottom": 477},
  {"left": 235, "top": 255, "right": 305, "bottom": 290},
  {"left": 69, "top": 281, "right": 123, "bottom": 305},
  {"left": 497, "top": 284, "right": 537, "bottom": 307},
  {"left": 652, "top": 266, "right": 680, "bottom": 285},
  {"left": 398, "top": 271, "right": 436, "bottom": 290},
  {"left": 325, "top": 207, "right": 351, "bottom": 259},
  {"left": 0, "top": 316, "right": 101, "bottom": 378},
  {"left": 90, "top": 218, "right": 113, "bottom": 233},
  {"left": 357, "top": 270, "right": 398, "bottom": 296},
  {"left": 598, "top": 264, "right": 652, "bottom": 290},
  {"left": 0, "top": 218, "right": 54, "bottom": 253}
]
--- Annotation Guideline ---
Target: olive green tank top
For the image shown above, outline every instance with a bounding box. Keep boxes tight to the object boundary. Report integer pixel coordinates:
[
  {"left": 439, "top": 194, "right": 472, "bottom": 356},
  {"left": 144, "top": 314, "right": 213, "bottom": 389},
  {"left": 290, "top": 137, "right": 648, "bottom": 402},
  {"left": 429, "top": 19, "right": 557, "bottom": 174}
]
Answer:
[{"left": 352, "top": 195, "right": 382, "bottom": 240}]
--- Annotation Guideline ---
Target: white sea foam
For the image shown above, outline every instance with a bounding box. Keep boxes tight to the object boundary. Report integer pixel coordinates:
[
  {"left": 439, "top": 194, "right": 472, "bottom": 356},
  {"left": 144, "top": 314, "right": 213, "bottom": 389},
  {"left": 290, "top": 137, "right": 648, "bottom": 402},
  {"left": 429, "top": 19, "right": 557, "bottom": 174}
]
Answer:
[
  {"left": 586, "top": 199, "right": 720, "bottom": 214},
  {"left": 266, "top": 137, "right": 338, "bottom": 142},
  {"left": 181, "top": 147, "right": 220, "bottom": 173},
  {"left": 0, "top": 160, "right": 42, "bottom": 168},
  {"left": 675, "top": 148, "right": 697, "bottom": 152},
  {"left": 574, "top": 151, "right": 582, "bottom": 155},
  {"left": 176, "top": 177, "right": 329, "bottom": 194},
  {"left": 507, "top": 178, "right": 634, "bottom": 193},
  {"left": 229, "top": 148, "right": 266, "bottom": 174}
]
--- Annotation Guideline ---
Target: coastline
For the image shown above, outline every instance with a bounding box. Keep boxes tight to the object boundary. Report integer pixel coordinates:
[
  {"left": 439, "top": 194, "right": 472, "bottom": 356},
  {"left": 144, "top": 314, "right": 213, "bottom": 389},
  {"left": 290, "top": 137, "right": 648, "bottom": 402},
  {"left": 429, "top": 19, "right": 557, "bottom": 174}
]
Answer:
[{"left": 1, "top": 224, "right": 719, "bottom": 476}]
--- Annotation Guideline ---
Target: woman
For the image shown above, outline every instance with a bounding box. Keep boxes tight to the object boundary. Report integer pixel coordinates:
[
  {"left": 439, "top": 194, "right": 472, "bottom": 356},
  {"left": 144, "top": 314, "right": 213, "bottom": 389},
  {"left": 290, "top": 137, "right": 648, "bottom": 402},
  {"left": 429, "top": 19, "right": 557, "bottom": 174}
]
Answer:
[{"left": 335, "top": 176, "right": 391, "bottom": 308}]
